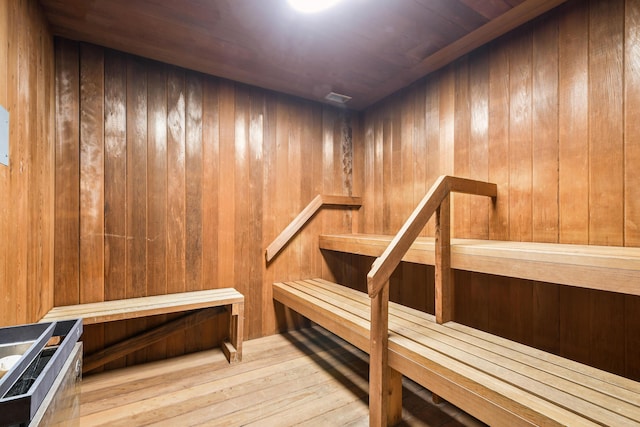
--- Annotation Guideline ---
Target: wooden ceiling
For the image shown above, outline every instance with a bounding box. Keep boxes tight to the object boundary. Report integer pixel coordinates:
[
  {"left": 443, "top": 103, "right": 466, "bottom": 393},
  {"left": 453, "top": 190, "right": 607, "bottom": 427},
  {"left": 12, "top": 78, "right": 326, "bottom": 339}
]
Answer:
[{"left": 39, "top": 0, "right": 567, "bottom": 110}]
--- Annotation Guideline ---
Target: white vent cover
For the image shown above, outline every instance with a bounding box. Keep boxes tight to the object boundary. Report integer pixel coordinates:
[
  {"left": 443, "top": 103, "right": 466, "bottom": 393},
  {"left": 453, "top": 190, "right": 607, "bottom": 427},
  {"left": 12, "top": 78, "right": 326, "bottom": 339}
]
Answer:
[{"left": 325, "top": 92, "right": 352, "bottom": 104}]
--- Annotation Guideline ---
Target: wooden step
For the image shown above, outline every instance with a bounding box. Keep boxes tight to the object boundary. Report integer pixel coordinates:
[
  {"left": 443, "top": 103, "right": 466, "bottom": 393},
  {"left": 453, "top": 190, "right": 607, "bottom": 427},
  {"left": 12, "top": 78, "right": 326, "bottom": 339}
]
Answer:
[
  {"left": 319, "top": 234, "right": 640, "bottom": 295},
  {"left": 274, "top": 279, "right": 640, "bottom": 426}
]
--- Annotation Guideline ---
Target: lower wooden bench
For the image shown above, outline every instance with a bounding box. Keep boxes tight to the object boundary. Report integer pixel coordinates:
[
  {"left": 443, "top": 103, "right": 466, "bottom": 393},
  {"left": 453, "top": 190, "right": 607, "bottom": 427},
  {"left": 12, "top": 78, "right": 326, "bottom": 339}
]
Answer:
[
  {"left": 41, "top": 288, "right": 244, "bottom": 372},
  {"left": 274, "top": 278, "right": 640, "bottom": 426}
]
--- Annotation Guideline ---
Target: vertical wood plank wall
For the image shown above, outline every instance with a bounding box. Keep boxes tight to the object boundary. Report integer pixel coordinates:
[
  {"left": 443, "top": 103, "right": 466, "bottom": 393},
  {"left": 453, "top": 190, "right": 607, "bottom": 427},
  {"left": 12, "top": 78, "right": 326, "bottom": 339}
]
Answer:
[
  {"left": 53, "top": 41, "right": 356, "bottom": 367},
  {"left": 0, "top": 0, "right": 55, "bottom": 327},
  {"left": 350, "top": 0, "right": 639, "bottom": 380}
]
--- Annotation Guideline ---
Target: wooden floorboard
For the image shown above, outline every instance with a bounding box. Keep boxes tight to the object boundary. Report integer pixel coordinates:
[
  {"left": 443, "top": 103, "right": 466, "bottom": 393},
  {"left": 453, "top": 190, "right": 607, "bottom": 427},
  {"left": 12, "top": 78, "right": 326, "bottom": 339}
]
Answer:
[{"left": 80, "top": 326, "right": 485, "bottom": 426}]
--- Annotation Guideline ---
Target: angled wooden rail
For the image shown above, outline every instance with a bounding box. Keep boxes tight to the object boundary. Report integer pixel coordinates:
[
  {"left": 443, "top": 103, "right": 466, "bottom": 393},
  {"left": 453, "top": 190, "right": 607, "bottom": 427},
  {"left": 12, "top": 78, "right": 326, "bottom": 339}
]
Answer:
[
  {"left": 367, "top": 175, "right": 496, "bottom": 426},
  {"left": 265, "top": 194, "right": 361, "bottom": 262}
]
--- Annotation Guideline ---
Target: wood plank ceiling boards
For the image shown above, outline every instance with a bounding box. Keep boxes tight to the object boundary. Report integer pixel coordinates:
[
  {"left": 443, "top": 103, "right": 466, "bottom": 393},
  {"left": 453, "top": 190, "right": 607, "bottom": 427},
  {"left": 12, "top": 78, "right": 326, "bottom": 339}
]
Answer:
[{"left": 38, "top": 0, "right": 568, "bottom": 110}]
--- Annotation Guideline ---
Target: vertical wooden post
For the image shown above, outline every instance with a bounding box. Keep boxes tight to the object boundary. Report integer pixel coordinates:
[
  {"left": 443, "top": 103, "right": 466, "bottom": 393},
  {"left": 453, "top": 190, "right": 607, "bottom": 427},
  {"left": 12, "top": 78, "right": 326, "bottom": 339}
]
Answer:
[
  {"left": 370, "top": 284, "right": 389, "bottom": 427},
  {"left": 435, "top": 195, "right": 452, "bottom": 324},
  {"left": 222, "top": 301, "right": 244, "bottom": 363}
]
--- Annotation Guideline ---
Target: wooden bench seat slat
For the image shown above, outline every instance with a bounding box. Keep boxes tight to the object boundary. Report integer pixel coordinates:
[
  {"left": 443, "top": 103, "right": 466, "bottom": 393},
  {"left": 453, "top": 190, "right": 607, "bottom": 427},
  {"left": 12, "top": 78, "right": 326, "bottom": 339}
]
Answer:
[
  {"left": 303, "top": 279, "right": 640, "bottom": 409},
  {"left": 41, "top": 289, "right": 244, "bottom": 324},
  {"left": 298, "top": 279, "right": 640, "bottom": 420},
  {"left": 41, "top": 288, "right": 245, "bottom": 367},
  {"left": 319, "top": 234, "right": 640, "bottom": 295},
  {"left": 274, "top": 279, "right": 640, "bottom": 426}
]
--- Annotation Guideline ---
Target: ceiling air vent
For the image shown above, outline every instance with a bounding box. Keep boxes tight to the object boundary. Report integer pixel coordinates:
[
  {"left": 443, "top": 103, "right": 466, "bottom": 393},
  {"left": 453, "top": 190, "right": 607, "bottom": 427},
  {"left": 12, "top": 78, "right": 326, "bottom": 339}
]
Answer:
[{"left": 325, "top": 92, "right": 352, "bottom": 104}]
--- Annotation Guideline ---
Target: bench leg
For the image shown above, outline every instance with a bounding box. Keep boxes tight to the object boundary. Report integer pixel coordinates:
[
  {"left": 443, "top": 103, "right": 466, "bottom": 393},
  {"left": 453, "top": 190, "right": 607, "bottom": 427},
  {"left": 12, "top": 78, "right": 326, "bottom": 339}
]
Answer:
[
  {"left": 222, "top": 301, "right": 244, "bottom": 363},
  {"left": 388, "top": 367, "right": 403, "bottom": 425}
]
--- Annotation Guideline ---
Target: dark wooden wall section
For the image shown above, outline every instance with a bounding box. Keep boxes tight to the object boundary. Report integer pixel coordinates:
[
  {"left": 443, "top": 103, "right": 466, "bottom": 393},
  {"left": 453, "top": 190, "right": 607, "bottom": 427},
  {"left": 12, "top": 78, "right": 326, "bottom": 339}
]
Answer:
[
  {"left": 54, "top": 40, "right": 357, "bottom": 368},
  {"left": 0, "top": 0, "right": 55, "bottom": 327},
  {"left": 345, "top": 0, "right": 639, "bottom": 380}
]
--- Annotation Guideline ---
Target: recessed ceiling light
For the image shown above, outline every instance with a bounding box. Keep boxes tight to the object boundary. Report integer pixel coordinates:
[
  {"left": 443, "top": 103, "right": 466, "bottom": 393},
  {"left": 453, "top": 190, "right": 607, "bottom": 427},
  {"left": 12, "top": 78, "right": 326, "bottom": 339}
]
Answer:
[
  {"left": 325, "top": 92, "right": 352, "bottom": 104},
  {"left": 287, "top": 0, "right": 344, "bottom": 13}
]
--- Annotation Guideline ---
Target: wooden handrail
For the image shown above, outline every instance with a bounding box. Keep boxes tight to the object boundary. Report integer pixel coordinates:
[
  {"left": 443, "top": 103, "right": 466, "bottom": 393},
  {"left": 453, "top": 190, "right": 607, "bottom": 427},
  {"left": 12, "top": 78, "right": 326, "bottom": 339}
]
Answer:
[
  {"left": 367, "top": 175, "right": 497, "bottom": 298},
  {"left": 367, "top": 175, "right": 496, "bottom": 427},
  {"left": 265, "top": 194, "right": 361, "bottom": 262}
]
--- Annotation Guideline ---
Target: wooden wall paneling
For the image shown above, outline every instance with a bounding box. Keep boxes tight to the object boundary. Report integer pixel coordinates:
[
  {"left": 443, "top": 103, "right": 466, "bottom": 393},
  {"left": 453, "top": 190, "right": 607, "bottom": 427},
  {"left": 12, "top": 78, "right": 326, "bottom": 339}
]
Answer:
[
  {"left": 0, "top": 0, "right": 54, "bottom": 326},
  {"left": 54, "top": 39, "right": 80, "bottom": 308},
  {"left": 488, "top": 39, "right": 510, "bottom": 240},
  {"left": 79, "top": 43, "right": 105, "bottom": 364},
  {"left": 321, "top": 107, "right": 337, "bottom": 281},
  {"left": 262, "top": 94, "right": 278, "bottom": 335},
  {"left": 25, "top": 0, "right": 39, "bottom": 322},
  {"left": 424, "top": 77, "right": 440, "bottom": 237},
  {"left": 217, "top": 79, "right": 235, "bottom": 291},
  {"left": 401, "top": 90, "right": 415, "bottom": 226},
  {"left": 146, "top": 61, "right": 169, "bottom": 361},
  {"left": 389, "top": 99, "right": 403, "bottom": 303},
  {"left": 232, "top": 85, "right": 251, "bottom": 337},
  {"left": 352, "top": 108, "right": 364, "bottom": 236},
  {"left": 248, "top": 88, "right": 265, "bottom": 338},
  {"left": 557, "top": 0, "right": 591, "bottom": 365},
  {"left": 79, "top": 43, "right": 105, "bottom": 304},
  {"left": 299, "top": 101, "right": 321, "bottom": 283},
  {"left": 287, "top": 98, "right": 302, "bottom": 287},
  {"left": 558, "top": 2, "right": 589, "bottom": 245},
  {"left": 362, "top": 110, "right": 375, "bottom": 234},
  {"left": 588, "top": 0, "right": 625, "bottom": 376},
  {"left": 458, "top": 47, "right": 490, "bottom": 324},
  {"left": 438, "top": 65, "right": 455, "bottom": 177},
  {"left": 298, "top": 102, "right": 314, "bottom": 282},
  {"left": 13, "top": 0, "right": 26, "bottom": 323},
  {"left": 202, "top": 77, "right": 223, "bottom": 345},
  {"left": 626, "top": 296, "right": 640, "bottom": 381},
  {"left": 185, "top": 74, "right": 203, "bottom": 294},
  {"left": 166, "top": 66, "right": 187, "bottom": 357},
  {"left": 3, "top": 2, "right": 22, "bottom": 325},
  {"left": 373, "top": 110, "right": 384, "bottom": 233},
  {"left": 532, "top": 16, "right": 559, "bottom": 244},
  {"left": 588, "top": 0, "right": 624, "bottom": 247},
  {"left": 103, "top": 50, "right": 128, "bottom": 369},
  {"left": 125, "top": 55, "right": 148, "bottom": 364},
  {"left": 507, "top": 30, "right": 533, "bottom": 242},
  {"left": 185, "top": 73, "right": 204, "bottom": 351},
  {"left": 485, "top": 38, "right": 512, "bottom": 341},
  {"left": 37, "top": 3, "right": 56, "bottom": 322},
  {"left": 509, "top": 29, "right": 535, "bottom": 345},
  {"left": 454, "top": 56, "right": 471, "bottom": 239},
  {"left": 412, "top": 83, "right": 428, "bottom": 237},
  {"left": 625, "top": 0, "right": 640, "bottom": 382},
  {"left": 0, "top": 0, "right": 8, "bottom": 326},
  {"left": 390, "top": 96, "right": 404, "bottom": 232},
  {"left": 531, "top": 14, "right": 560, "bottom": 353},
  {"left": 468, "top": 48, "right": 490, "bottom": 239},
  {"left": 381, "top": 112, "right": 392, "bottom": 234},
  {"left": 273, "top": 96, "right": 296, "bottom": 328},
  {"left": 627, "top": 0, "right": 640, "bottom": 248}
]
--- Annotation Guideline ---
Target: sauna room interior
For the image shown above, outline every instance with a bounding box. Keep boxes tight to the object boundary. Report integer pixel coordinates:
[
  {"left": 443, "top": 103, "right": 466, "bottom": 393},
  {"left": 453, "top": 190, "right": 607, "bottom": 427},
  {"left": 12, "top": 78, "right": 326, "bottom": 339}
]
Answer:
[{"left": 1, "top": 0, "right": 639, "bottom": 425}]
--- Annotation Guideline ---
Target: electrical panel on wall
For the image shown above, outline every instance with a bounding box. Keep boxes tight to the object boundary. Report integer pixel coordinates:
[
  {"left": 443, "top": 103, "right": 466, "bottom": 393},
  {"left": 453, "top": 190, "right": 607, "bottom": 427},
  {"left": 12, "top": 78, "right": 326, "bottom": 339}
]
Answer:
[{"left": 0, "top": 105, "right": 8, "bottom": 166}]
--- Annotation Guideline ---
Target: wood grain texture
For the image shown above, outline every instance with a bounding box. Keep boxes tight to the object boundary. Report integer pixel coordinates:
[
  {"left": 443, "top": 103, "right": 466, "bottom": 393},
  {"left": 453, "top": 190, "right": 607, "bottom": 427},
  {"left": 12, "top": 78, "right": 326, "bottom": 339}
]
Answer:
[
  {"left": 0, "top": 0, "right": 55, "bottom": 327},
  {"left": 53, "top": 41, "right": 359, "bottom": 367},
  {"left": 103, "top": 49, "right": 127, "bottom": 369},
  {"left": 356, "top": 0, "right": 639, "bottom": 380}
]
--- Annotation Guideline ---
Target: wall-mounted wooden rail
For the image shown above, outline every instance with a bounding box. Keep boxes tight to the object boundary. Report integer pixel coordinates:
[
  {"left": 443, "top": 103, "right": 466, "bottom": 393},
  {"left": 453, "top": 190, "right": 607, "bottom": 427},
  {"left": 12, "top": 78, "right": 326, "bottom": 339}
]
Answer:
[
  {"left": 367, "top": 175, "right": 496, "bottom": 426},
  {"left": 265, "top": 194, "right": 362, "bottom": 262}
]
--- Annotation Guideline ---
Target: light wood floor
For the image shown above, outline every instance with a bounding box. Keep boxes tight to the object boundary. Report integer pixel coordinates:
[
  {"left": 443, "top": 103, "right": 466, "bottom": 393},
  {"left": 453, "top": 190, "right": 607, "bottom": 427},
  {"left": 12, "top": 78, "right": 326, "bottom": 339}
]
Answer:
[{"left": 80, "top": 326, "right": 485, "bottom": 426}]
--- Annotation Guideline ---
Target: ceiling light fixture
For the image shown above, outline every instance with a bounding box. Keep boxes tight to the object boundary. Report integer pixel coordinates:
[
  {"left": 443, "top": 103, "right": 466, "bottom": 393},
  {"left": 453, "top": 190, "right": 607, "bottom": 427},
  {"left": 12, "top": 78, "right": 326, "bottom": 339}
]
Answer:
[{"left": 287, "top": 0, "right": 344, "bottom": 14}]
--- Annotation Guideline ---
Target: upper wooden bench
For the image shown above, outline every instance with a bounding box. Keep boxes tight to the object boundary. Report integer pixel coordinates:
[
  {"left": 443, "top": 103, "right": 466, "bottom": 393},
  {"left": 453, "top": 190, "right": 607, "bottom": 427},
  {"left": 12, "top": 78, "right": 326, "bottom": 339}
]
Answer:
[
  {"left": 274, "top": 278, "right": 640, "bottom": 426},
  {"left": 41, "top": 288, "right": 244, "bottom": 371},
  {"left": 319, "top": 233, "right": 640, "bottom": 296}
]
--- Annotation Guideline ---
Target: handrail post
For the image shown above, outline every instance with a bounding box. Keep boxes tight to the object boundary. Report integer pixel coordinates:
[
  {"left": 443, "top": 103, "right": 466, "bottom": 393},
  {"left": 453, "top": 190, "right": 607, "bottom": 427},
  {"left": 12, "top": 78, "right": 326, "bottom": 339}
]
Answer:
[
  {"left": 370, "top": 283, "right": 389, "bottom": 427},
  {"left": 435, "top": 194, "right": 452, "bottom": 324}
]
